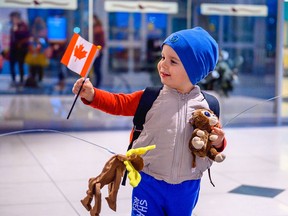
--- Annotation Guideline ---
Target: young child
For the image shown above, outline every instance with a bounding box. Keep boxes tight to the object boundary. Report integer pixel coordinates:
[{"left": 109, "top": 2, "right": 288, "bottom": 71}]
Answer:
[{"left": 72, "top": 27, "right": 227, "bottom": 216}]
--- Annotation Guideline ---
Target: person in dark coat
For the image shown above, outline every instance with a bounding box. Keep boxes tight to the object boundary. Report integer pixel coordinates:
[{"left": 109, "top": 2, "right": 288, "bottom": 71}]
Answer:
[{"left": 9, "top": 11, "right": 30, "bottom": 86}]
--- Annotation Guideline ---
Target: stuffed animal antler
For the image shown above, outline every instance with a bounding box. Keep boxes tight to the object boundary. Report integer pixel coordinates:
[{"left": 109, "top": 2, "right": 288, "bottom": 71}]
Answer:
[
  {"left": 81, "top": 145, "right": 155, "bottom": 216},
  {"left": 189, "top": 109, "right": 226, "bottom": 168}
]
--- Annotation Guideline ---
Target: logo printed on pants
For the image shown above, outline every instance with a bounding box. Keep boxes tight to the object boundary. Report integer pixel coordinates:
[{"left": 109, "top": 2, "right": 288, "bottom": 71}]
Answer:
[{"left": 133, "top": 196, "right": 148, "bottom": 215}]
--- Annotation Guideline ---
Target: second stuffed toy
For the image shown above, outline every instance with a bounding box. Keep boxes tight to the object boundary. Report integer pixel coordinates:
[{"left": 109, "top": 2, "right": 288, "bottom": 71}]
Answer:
[{"left": 189, "top": 109, "right": 226, "bottom": 168}]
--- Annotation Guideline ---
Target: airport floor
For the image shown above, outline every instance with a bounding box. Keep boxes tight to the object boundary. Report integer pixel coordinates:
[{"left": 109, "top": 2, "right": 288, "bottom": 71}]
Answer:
[{"left": 0, "top": 127, "right": 288, "bottom": 216}]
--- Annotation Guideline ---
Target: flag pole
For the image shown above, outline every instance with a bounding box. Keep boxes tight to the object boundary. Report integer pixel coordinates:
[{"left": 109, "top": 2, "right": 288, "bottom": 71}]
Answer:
[
  {"left": 66, "top": 47, "right": 101, "bottom": 119},
  {"left": 66, "top": 78, "right": 86, "bottom": 119}
]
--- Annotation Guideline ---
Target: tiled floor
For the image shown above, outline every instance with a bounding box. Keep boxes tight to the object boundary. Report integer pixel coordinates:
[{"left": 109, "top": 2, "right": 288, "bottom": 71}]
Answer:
[{"left": 0, "top": 127, "right": 288, "bottom": 216}]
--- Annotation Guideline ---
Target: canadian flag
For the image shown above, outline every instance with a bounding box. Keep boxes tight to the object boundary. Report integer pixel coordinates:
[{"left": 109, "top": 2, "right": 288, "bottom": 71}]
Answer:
[{"left": 61, "top": 33, "right": 100, "bottom": 77}]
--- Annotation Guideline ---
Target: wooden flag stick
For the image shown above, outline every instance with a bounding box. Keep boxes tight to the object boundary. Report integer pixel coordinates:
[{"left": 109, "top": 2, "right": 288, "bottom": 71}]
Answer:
[{"left": 66, "top": 78, "right": 86, "bottom": 119}]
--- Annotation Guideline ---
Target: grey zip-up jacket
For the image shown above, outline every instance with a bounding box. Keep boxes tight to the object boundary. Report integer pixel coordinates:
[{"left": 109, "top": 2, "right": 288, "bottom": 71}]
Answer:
[{"left": 133, "top": 85, "right": 213, "bottom": 184}]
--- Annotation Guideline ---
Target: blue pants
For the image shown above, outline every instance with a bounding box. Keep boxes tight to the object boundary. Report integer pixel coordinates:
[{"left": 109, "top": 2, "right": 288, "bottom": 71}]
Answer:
[{"left": 131, "top": 172, "right": 200, "bottom": 216}]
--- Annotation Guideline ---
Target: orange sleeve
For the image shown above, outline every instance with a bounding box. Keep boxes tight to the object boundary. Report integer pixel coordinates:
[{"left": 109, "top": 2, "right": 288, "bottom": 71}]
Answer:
[{"left": 81, "top": 88, "right": 144, "bottom": 116}]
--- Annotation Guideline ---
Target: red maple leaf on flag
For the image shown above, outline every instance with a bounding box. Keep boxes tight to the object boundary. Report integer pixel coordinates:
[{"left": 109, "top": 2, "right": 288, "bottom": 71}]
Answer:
[{"left": 74, "top": 44, "right": 87, "bottom": 61}]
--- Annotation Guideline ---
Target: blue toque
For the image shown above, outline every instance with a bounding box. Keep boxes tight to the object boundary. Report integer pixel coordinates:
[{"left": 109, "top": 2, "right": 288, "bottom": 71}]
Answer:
[{"left": 162, "top": 27, "right": 219, "bottom": 85}]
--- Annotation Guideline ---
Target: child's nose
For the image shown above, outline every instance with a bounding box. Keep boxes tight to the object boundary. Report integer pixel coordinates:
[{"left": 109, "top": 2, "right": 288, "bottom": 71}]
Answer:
[{"left": 161, "top": 59, "right": 168, "bottom": 68}]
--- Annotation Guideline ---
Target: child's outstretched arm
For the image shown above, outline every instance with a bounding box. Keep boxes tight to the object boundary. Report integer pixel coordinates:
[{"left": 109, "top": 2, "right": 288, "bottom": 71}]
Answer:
[{"left": 72, "top": 78, "right": 144, "bottom": 116}]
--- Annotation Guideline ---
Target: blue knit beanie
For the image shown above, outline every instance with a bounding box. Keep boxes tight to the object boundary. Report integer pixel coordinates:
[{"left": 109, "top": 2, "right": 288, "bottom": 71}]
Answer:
[{"left": 162, "top": 27, "right": 219, "bottom": 85}]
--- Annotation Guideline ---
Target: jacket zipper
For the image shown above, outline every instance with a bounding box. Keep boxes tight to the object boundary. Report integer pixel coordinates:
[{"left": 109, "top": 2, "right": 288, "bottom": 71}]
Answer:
[{"left": 171, "top": 94, "right": 188, "bottom": 181}]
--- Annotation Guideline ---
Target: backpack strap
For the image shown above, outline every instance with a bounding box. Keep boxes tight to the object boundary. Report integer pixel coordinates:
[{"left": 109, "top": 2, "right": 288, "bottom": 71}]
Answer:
[
  {"left": 201, "top": 91, "right": 220, "bottom": 187},
  {"left": 121, "top": 86, "right": 162, "bottom": 186},
  {"left": 131, "top": 86, "right": 163, "bottom": 143},
  {"left": 201, "top": 91, "right": 220, "bottom": 118}
]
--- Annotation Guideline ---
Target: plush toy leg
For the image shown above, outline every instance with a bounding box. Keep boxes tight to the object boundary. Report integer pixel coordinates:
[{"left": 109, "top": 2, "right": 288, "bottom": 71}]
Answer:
[
  {"left": 209, "top": 148, "right": 226, "bottom": 163},
  {"left": 81, "top": 178, "right": 97, "bottom": 211},
  {"left": 192, "top": 136, "right": 205, "bottom": 149},
  {"left": 105, "top": 167, "right": 123, "bottom": 211},
  {"left": 215, "top": 153, "right": 226, "bottom": 163},
  {"left": 81, "top": 191, "right": 93, "bottom": 211},
  {"left": 90, "top": 183, "right": 101, "bottom": 216}
]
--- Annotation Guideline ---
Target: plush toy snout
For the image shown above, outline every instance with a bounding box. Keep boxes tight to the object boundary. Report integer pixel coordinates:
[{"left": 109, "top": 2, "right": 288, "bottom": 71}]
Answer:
[{"left": 209, "top": 116, "right": 218, "bottom": 126}]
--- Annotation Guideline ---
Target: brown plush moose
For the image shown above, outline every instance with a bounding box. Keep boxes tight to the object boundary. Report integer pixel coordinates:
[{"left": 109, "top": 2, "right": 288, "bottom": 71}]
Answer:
[
  {"left": 81, "top": 145, "right": 155, "bottom": 216},
  {"left": 189, "top": 108, "right": 226, "bottom": 168}
]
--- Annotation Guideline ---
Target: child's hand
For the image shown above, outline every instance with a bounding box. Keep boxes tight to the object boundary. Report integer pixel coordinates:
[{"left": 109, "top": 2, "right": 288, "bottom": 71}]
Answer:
[
  {"left": 211, "top": 127, "right": 225, "bottom": 148},
  {"left": 72, "top": 78, "right": 95, "bottom": 102}
]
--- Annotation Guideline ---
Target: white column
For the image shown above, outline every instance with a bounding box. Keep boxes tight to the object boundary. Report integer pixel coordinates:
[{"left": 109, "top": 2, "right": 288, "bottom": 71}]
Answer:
[
  {"left": 88, "top": 0, "right": 93, "bottom": 43},
  {"left": 275, "top": 0, "right": 284, "bottom": 125},
  {"left": 187, "top": 0, "right": 192, "bottom": 29}
]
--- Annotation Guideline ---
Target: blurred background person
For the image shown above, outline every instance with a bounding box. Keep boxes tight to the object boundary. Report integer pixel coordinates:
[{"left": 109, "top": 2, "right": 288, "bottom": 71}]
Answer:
[
  {"left": 24, "top": 16, "right": 50, "bottom": 87},
  {"left": 92, "top": 14, "right": 105, "bottom": 88},
  {"left": 9, "top": 11, "right": 30, "bottom": 86},
  {"left": 0, "top": 50, "right": 3, "bottom": 73},
  {"left": 31, "top": 16, "right": 47, "bottom": 39},
  {"left": 24, "top": 36, "right": 49, "bottom": 87}
]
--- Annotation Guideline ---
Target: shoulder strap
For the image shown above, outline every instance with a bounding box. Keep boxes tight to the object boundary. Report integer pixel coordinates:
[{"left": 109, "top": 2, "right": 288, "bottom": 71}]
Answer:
[
  {"left": 131, "top": 86, "right": 163, "bottom": 142},
  {"left": 201, "top": 91, "right": 220, "bottom": 118},
  {"left": 201, "top": 91, "right": 220, "bottom": 187},
  {"left": 122, "top": 86, "right": 162, "bottom": 186}
]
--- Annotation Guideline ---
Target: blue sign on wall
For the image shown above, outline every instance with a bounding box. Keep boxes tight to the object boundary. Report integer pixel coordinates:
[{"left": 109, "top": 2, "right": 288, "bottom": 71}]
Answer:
[{"left": 47, "top": 17, "right": 67, "bottom": 42}]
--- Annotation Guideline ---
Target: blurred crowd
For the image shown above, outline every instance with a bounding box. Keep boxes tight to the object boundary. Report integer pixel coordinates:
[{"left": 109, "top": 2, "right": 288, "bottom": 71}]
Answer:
[
  {"left": 0, "top": 11, "right": 68, "bottom": 90},
  {"left": 0, "top": 11, "right": 106, "bottom": 92}
]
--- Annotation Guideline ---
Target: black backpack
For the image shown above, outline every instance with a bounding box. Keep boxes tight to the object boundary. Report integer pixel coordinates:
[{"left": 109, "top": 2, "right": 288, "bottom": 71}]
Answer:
[{"left": 122, "top": 86, "right": 220, "bottom": 186}]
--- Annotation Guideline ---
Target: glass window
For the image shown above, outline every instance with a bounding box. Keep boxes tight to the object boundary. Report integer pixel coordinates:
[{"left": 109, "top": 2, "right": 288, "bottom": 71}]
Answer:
[
  {"left": 195, "top": 1, "right": 278, "bottom": 126},
  {"left": 223, "top": 17, "right": 254, "bottom": 43},
  {"left": 109, "top": 47, "right": 129, "bottom": 72},
  {"left": 108, "top": 12, "right": 141, "bottom": 40}
]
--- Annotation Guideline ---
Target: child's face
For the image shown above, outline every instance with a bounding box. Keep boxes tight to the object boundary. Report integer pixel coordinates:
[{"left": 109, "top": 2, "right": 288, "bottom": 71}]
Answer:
[{"left": 157, "top": 45, "right": 193, "bottom": 94}]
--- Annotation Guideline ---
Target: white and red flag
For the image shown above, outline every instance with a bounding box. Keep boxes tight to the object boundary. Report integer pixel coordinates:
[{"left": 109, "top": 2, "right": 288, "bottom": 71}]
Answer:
[{"left": 61, "top": 33, "right": 100, "bottom": 77}]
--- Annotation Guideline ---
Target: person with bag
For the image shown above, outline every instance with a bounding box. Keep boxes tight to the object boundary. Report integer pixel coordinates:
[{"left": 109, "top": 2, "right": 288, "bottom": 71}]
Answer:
[
  {"left": 9, "top": 11, "right": 30, "bottom": 86},
  {"left": 92, "top": 14, "right": 105, "bottom": 88},
  {"left": 72, "top": 27, "right": 227, "bottom": 216},
  {"left": 24, "top": 36, "right": 49, "bottom": 87}
]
